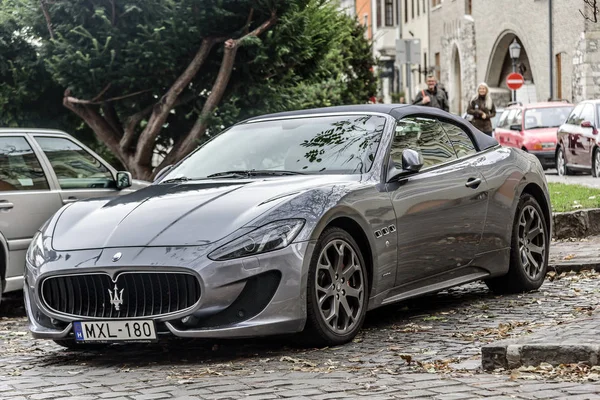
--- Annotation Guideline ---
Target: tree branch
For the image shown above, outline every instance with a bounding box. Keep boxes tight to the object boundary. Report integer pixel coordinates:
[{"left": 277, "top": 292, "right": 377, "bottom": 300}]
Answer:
[
  {"left": 133, "top": 37, "right": 221, "bottom": 169},
  {"left": 102, "top": 103, "right": 123, "bottom": 139},
  {"left": 40, "top": 0, "right": 55, "bottom": 40},
  {"left": 175, "top": 12, "right": 278, "bottom": 160},
  {"left": 92, "top": 83, "right": 112, "bottom": 102},
  {"left": 65, "top": 88, "right": 152, "bottom": 105},
  {"left": 63, "top": 92, "right": 125, "bottom": 166},
  {"left": 581, "top": 0, "right": 599, "bottom": 22},
  {"left": 110, "top": 0, "right": 116, "bottom": 26}
]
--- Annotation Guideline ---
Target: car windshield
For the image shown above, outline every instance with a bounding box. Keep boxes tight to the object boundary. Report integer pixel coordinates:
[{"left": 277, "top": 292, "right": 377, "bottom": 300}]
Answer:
[
  {"left": 524, "top": 106, "right": 574, "bottom": 130},
  {"left": 163, "top": 114, "right": 386, "bottom": 180}
]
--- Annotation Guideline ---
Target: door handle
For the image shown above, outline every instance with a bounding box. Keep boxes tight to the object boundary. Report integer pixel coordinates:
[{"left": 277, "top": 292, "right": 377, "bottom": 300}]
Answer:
[
  {"left": 465, "top": 178, "right": 482, "bottom": 189},
  {"left": 62, "top": 196, "right": 79, "bottom": 204},
  {"left": 0, "top": 201, "right": 14, "bottom": 210}
]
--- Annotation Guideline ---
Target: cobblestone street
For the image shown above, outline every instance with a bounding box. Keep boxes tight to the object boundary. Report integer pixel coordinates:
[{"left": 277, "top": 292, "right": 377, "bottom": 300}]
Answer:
[{"left": 3, "top": 268, "right": 600, "bottom": 399}]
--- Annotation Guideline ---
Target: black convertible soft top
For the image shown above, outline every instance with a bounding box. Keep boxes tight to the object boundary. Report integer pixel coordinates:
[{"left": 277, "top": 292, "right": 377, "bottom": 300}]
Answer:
[{"left": 243, "top": 104, "right": 499, "bottom": 152}]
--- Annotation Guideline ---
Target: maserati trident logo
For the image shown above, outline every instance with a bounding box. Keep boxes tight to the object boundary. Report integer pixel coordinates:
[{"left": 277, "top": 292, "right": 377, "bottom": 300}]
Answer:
[
  {"left": 108, "top": 284, "right": 124, "bottom": 311},
  {"left": 112, "top": 252, "right": 122, "bottom": 262}
]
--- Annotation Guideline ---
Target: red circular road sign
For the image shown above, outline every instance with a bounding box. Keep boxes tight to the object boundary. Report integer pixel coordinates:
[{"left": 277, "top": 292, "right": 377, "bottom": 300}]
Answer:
[{"left": 506, "top": 72, "right": 524, "bottom": 90}]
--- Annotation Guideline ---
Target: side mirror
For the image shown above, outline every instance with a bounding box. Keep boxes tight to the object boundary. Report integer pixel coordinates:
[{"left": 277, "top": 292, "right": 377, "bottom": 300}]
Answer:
[
  {"left": 115, "top": 171, "right": 132, "bottom": 190},
  {"left": 582, "top": 121, "right": 598, "bottom": 135},
  {"left": 509, "top": 124, "right": 521, "bottom": 131},
  {"left": 402, "top": 149, "right": 424, "bottom": 172},
  {"left": 153, "top": 165, "right": 173, "bottom": 183},
  {"left": 387, "top": 149, "right": 424, "bottom": 182}
]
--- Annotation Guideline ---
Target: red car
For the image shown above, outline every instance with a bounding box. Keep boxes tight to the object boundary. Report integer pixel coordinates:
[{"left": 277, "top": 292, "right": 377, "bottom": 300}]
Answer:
[
  {"left": 556, "top": 100, "right": 600, "bottom": 177},
  {"left": 494, "top": 102, "right": 574, "bottom": 169}
]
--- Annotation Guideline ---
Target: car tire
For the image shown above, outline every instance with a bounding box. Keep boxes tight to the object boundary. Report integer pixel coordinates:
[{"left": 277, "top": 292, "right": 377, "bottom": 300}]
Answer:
[
  {"left": 592, "top": 148, "right": 600, "bottom": 178},
  {"left": 53, "top": 339, "right": 108, "bottom": 351},
  {"left": 485, "top": 194, "right": 549, "bottom": 294},
  {"left": 556, "top": 147, "right": 572, "bottom": 176},
  {"left": 302, "top": 227, "right": 369, "bottom": 347}
]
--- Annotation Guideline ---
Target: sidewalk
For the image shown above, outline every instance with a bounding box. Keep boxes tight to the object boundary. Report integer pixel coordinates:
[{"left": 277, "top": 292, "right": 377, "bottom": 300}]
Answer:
[
  {"left": 483, "top": 235, "right": 600, "bottom": 371},
  {"left": 549, "top": 235, "right": 600, "bottom": 273}
]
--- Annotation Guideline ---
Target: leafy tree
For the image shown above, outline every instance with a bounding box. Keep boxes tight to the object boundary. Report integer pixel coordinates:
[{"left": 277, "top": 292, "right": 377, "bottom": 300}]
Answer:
[{"left": 7, "top": 0, "right": 376, "bottom": 179}]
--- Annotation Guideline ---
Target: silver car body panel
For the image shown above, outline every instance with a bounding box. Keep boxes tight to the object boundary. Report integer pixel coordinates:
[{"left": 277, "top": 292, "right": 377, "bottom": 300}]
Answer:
[{"left": 22, "top": 105, "right": 552, "bottom": 339}]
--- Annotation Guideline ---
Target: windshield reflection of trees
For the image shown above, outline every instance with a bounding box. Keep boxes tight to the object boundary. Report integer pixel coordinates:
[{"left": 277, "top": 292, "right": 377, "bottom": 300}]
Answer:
[{"left": 296, "top": 115, "right": 384, "bottom": 174}]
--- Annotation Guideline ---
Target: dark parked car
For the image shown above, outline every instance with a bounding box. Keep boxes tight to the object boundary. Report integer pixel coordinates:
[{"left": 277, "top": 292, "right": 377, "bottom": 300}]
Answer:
[
  {"left": 24, "top": 105, "right": 551, "bottom": 349},
  {"left": 556, "top": 100, "right": 600, "bottom": 177}
]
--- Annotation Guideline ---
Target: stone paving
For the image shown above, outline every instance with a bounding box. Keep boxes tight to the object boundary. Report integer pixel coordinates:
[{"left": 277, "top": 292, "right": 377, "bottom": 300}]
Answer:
[{"left": 2, "top": 239, "right": 600, "bottom": 399}]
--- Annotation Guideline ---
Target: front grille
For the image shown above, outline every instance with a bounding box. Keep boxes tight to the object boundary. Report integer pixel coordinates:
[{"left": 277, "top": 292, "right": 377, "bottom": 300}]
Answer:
[{"left": 41, "top": 272, "right": 201, "bottom": 318}]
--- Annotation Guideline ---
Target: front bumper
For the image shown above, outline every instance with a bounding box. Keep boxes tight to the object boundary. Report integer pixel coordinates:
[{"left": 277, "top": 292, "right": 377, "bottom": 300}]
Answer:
[
  {"left": 25, "top": 242, "right": 314, "bottom": 341},
  {"left": 529, "top": 150, "right": 556, "bottom": 168}
]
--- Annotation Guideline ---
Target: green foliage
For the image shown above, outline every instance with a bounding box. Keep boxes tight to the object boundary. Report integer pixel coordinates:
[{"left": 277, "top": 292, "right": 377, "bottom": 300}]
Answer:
[{"left": 4, "top": 0, "right": 377, "bottom": 175}]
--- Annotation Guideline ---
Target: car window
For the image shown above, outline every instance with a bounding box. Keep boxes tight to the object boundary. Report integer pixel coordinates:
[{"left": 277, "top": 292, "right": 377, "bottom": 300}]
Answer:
[
  {"left": 524, "top": 106, "right": 574, "bottom": 129},
  {"left": 491, "top": 110, "right": 504, "bottom": 130},
  {"left": 499, "top": 109, "right": 516, "bottom": 129},
  {"left": 0, "top": 136, "right": 50, "bottom": 192},
  {"left": 166, "top": 115, "right": 386, "bottom": 178},
  {"left": 439, "top": 121, "right": 477, "bottom": 158},
  {"left": 511, "top": 109, "right": 523, "bottom": 128},
  {"left": 580, "top": 104, "right": 595, "bottom": 125},
  {"left": 392, "top": 117, "right": 457, "bottom": 169},
  {"left": 34, "top": 137, "right": 116, "bottom": 189},
  {"left": 567, "top": 104, "right": 584, "bottom": 125}
]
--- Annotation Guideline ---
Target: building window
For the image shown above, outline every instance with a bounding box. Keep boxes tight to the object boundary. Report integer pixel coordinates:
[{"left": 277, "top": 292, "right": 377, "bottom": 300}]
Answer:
[
  {"left": 412, "top": 0, "right": 415, "bottom": 18},
  {"left": 397, "top": 0, "right": 401, "bottom": 25},
  {"left": 405, "top": 0, "right": 408, "bottom": 22},
  {"left": 424, "top": 53, "right": 428, "bottom": 75},
  {"left": 418, "top": 64, "right": 422, "bottom": 84},
  {"left": 417, "top": 0, "right": 420, "bottom": 16},
  {"left": 466, "top": 0, "right": 472, "bottom": 14},
  {"left": 423, "top": 0, "right": 426, "bottom": 12},
  {"left": 435, "top": 52, "right": 441, "bottom": 81},
  {"left": 385, "top": 0, "right": 394, "bottom": 25},
  {"left": 377, "top": 0, "right": 382, "bottom": 27}
]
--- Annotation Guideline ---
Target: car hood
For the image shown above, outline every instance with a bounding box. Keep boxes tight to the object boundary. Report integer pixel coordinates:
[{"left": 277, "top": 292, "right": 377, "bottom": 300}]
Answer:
[
  {"left": 523, "top": 127, "right": 559, "bottom": 143},
  {"left": 51, "top": 176, "right": 354, "bottom": 250}
]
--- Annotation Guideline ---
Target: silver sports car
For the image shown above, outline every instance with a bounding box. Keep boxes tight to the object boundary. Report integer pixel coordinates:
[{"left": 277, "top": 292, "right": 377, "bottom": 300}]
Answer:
[{"left": 24, "top": 104, "right": 551, "bottom": 348}]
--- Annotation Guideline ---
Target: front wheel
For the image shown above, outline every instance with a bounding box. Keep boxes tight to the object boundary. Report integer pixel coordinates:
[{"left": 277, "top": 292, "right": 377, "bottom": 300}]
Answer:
[
  {"left": 592, "top": 148, "right": 600, "bottom": 178},
  {"left": 302, "top": 228, "right": 368, "bottom": 347},
  {"left": 485, "top": 194, "right": 549, "bottom": 294},
  {"left": 556, "top": 147, "right": 572, "bottom": 176}
]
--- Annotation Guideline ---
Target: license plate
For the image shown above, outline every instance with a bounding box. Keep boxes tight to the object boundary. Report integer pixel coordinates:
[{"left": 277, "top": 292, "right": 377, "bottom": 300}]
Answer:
[{"left": 73, "top": 320, "right": 157, "bottom": 342}]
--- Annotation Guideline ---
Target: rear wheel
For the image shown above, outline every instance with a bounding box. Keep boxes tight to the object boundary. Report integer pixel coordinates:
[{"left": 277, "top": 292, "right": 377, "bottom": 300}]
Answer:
[
  {"left": 592, "top": 148, "right": 600, "bottom": 178},
  {"left": 556, "top": 147, "right": 572, "bottom": 176},
  {"left": 302, "top": 228, "right": 368, "bottom": 347},
  {"left": 485, "top": 194, "right": 549, "bottom": 294}
]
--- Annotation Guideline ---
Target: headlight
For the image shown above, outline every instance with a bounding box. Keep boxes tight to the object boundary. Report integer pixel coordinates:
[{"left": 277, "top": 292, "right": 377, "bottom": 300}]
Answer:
[
  {"left": 26, "top": 231, "right": 47, "bottom": 269},
  {"left": 208, "top": 219, "right": 305, "bottom": 261}
]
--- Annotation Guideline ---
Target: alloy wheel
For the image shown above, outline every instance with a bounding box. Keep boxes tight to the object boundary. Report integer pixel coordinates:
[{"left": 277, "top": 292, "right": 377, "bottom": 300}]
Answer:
[
  {"left": 315, "top": 239, "right": 365, "bottom": 334},
  {"left": 517, "top": 205, "right": 546, "bottom": 280}
]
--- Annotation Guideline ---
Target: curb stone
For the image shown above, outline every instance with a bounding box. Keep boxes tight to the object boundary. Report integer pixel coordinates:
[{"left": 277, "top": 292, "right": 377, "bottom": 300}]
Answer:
[
  {"left": 482, "top": 343, "right": 600, "bottom": 371},
  {"left": 553, "top": 208, "right": 600, "bottom": 239},
  {"left": 549, "top": 262, "right": 600, "bottom": 274}
]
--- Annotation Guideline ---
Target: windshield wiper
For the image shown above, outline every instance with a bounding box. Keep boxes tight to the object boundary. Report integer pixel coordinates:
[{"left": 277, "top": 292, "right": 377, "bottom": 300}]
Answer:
[
  {"left": 205, "top": 170, "right": 305, "bottom": 179},
  {"left": 160, "top": 177, "right": 192, "bottom": 184}
]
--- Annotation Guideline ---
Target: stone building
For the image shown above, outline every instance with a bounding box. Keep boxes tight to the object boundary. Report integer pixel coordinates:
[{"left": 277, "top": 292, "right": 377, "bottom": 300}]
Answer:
[{"left": 429, "top": 0, "right": 600, "bottom": 115}]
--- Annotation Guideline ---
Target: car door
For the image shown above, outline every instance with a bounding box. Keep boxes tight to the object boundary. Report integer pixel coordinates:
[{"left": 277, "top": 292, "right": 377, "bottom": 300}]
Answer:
[
  {"left": 562, "top": 103, "right": 584, "bottom": 165},
  {"left": 0, "top": 135, "right": 63, "bottom": 286},
  {"left": 388, "top": 116, "right": 489, "bottom": 286},
  {"left": 32, "top": 135, "right": 120, "bottom": 204},
  {"left": 494, "top": 109, "right": 515, "bottom": 147},
  {"left": 577, "top": 103, "right": 596, "bottom": 167}
]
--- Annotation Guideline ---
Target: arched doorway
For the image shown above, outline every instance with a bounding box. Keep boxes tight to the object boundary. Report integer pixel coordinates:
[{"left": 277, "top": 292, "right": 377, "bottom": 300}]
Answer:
[
  {"left": 486, "top": 32, "right": 536, "bottom": 105},
  {"left": 450, "top": 46, "right": 462, "bottom": 114}
]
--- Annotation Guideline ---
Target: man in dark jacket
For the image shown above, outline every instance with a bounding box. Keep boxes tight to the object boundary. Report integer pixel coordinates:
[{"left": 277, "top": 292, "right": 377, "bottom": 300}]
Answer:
[{"left": 412, "top": 76, "right": 449, "bottom": 112}]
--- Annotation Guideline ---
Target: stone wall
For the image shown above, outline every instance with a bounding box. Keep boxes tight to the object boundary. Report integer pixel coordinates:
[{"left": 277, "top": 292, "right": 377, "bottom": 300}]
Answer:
[
  {"left": 439, "top": 15, "right": 477, "bottom": 114},
  {"left": 573, "top": 16, "right": 600, "bottom": 103}
]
